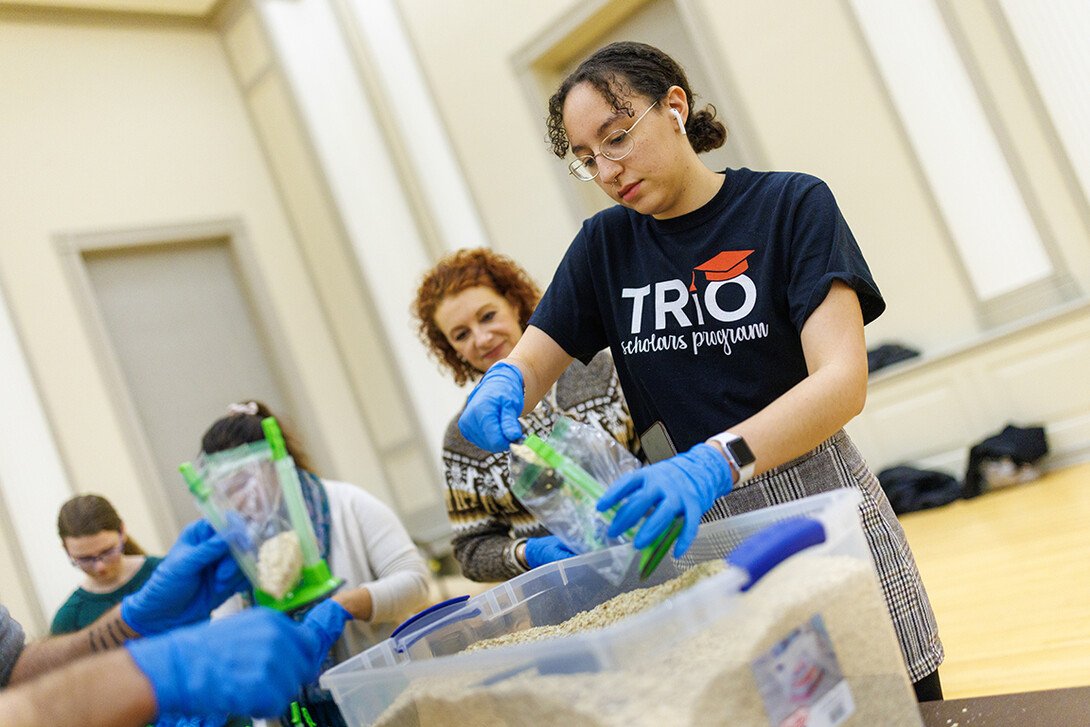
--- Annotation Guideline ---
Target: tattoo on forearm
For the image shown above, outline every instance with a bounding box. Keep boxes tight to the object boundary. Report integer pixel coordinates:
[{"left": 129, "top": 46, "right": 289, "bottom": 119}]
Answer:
[{"left": 88, "top": 613, "right": 139, "bottom": 653}]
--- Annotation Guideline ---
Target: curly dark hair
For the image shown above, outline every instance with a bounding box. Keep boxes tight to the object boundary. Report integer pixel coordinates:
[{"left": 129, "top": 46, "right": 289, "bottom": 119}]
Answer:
[
  {"left": 546, "top": 41, "right": 726, "bottom": 159},
  {"left": 413, "top": 248, "right": 541, "bottom": 387}
]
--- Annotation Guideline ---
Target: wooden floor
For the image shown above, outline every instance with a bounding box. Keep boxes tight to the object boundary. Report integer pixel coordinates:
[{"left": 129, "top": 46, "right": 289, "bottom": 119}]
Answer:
[{"left": 898, "top": 460, "right": 1090, "bottom": 699}]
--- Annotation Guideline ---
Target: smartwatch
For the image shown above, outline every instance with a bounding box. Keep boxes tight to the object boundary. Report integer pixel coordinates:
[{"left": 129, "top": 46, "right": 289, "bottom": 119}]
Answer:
[{"left": 706, "top": 432, "right": 756, "bottom": 485}]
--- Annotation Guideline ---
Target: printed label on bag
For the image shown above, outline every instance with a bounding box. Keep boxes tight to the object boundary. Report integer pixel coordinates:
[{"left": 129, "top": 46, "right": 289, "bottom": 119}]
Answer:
[{"left": 750, "top": 614, "right": 855, "bottom": 727}]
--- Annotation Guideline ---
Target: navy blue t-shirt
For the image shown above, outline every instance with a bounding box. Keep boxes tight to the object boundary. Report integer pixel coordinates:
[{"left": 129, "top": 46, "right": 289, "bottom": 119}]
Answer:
[{"left": 530, "top": 168, "right": 884, "bottom": 452}]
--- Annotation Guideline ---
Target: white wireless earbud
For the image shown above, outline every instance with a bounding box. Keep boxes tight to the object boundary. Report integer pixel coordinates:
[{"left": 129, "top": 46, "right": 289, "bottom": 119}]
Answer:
[{"left": 670, "top": 108, "right": 687, "bottom": 135}]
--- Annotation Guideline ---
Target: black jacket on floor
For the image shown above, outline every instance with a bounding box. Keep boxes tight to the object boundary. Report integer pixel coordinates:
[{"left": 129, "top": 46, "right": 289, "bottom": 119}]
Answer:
[{"left": 962, "top": 424, "right": 1048, "bottom": 498}]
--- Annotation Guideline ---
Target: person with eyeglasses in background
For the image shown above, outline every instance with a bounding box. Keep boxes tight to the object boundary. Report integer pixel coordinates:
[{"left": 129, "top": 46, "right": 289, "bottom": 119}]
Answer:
[
  {"left": 51, "top": 494, "right": 164, "bottom": 636},
  {"left": 457, "top": 41, "right": 944, "bottom": 702}
]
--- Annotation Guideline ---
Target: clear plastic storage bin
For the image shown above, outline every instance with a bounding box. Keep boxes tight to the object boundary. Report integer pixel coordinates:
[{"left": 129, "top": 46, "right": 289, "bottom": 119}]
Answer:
[{"left": 321, "top": 489, "right": 922, "bottom": 727}]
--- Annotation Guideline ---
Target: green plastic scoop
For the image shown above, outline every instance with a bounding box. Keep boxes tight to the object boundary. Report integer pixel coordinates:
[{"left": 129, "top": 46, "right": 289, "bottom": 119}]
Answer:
[{"left": 258, "top": 417, "right": 342, "bottom": 610}]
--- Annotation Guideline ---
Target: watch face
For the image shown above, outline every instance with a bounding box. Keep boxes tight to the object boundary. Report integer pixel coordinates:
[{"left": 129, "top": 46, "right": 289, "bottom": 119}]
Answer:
[{"left": 727, "top": 437, "right": 756, "bottom": 466}]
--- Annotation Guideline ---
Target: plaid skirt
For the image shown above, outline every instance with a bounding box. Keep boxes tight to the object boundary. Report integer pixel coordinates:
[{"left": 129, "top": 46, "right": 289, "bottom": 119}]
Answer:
[{"left": 704, "top": 429, "right": 944, "bottom": 682}]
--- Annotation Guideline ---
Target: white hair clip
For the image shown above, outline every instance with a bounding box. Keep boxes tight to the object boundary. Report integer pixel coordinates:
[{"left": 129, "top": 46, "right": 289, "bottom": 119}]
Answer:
[{"left": 227, "top": 401, "right": 259, "bottom": 416}]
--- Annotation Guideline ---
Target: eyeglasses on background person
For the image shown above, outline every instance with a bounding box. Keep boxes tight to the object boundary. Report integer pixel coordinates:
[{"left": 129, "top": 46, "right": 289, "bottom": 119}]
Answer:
[
  {"left": 69, "top": 539, "right": 126, "bottom": 569},
  {"left": 568, "top": 100, "right": 659, "bottom": 181}
]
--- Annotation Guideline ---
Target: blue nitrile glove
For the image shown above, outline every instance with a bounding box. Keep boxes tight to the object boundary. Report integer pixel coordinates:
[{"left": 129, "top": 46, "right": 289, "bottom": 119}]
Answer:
[
  {"left": 524, "top": 535, "right": 577, "bottom": 569},
  {"left": 299, "top": 598, "right": 354, "bottom": 658},
  {"left": 122, "top": 519, "right": 247, "bottom": 636},
  {"left": 126, "top": 607, "right": 330, "bottom": 719},
  {"left": 155, "top": 713, "right": 227, "bottom": 727},
  {"left": 597, "top": 443, "right": 735, "bottom": 557},
  {"left": 458, "top": 361, "right": 525, "bottom": 452}
]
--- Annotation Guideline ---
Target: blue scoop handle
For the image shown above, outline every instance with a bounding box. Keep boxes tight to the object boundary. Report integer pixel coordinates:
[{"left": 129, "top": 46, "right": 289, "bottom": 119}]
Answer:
[
  {"left": 726, "top": 517, "right": 826, "bottom": 591},
  {"left": 390, "top": 595, "right": 480, "bottom": 652}
]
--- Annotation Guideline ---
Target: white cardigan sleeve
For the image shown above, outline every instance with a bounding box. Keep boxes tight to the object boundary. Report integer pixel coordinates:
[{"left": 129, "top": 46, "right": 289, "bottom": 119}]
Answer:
[{"left": 323, "top": 479, "right": 431, "bottom": 625}]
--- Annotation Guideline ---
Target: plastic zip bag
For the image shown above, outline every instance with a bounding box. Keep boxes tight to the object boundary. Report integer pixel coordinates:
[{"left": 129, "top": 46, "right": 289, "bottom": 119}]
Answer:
[
  {"left": 509, "top": 417, "right": 640, "bottom": 583},
  {"left": 181, "top": 418, "right": 341, "bottom": 611},
  {"left": 192, "top": 440, "right": 305, "bottom": 600}
]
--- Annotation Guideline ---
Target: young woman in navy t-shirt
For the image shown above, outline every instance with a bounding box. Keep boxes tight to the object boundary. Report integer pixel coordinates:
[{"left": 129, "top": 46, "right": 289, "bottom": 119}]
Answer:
[{"left": 458, "top": 40, "right": 943, "bottom": 701}]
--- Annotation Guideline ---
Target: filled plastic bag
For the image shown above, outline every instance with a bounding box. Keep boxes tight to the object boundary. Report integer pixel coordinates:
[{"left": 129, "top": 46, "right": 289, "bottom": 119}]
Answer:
[
  {"left": 181, "top": 418, "right": 341, "bottom": 611},
  {"left": 190, "top": 440, "right": 304, "bottom": 600},
  {"left": 509, "top": 417, "right": 641, "bottom": 583}
]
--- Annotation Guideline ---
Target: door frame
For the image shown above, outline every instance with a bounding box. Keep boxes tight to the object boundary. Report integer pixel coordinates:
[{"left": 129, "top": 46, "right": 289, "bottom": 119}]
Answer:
[{"left": 54, "top": 217, "right": 330, "bottom": 538}]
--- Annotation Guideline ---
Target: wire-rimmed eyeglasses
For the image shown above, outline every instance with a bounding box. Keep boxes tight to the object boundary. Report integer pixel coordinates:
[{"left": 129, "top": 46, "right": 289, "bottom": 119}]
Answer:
[
  {"left": 69, "top": 541, "right": 125, "bottom": 569},
  {"left": 568, "top": 101, "right": 659, "bottom": 181}
]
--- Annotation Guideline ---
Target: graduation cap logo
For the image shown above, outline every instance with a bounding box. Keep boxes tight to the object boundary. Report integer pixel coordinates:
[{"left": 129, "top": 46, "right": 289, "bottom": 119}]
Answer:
[{"left": 689, "top": 250, "right": 755, "bottom": 291}]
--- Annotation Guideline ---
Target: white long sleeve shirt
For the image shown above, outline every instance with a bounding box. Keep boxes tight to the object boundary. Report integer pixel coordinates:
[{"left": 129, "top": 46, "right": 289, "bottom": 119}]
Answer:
[
  {"left": 215, "top": 478, "right": 431, "bottom": 664},
  {"left": 321, "top": 479, "right": 431, "bottom": 660}
]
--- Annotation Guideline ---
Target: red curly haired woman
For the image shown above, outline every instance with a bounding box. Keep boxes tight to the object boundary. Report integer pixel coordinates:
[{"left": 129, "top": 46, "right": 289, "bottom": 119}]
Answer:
[{"left": 413, "top": 248, "right": 637, "bottom": 582}]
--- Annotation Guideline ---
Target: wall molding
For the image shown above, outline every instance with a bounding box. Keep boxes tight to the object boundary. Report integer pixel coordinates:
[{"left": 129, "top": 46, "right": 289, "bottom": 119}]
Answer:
[{"left": 851, "top": 298, "right": 1090, "bottom": 477}]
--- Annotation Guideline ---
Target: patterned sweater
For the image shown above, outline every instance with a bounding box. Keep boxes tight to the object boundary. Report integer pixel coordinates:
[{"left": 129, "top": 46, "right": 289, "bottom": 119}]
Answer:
[{"left": 443, "top": 351, "right": 637, "bottom": 581}]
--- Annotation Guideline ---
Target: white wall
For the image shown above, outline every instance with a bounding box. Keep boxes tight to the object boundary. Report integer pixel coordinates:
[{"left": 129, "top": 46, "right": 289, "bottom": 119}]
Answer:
[
  {"left": 696, "top": 0, "right": 983, "bottom": 349},
  {"left": 0, "top": 282, "right": 73, "bottom": 634},
  {"left": 394, "top": 1, "right": 584, "bottom": 288},
  {"left": 0, "top": 14, "right": 376, "bottom": 634},
  {"left": 254, "top": 0, "right": 469, "bottom": 477}
]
